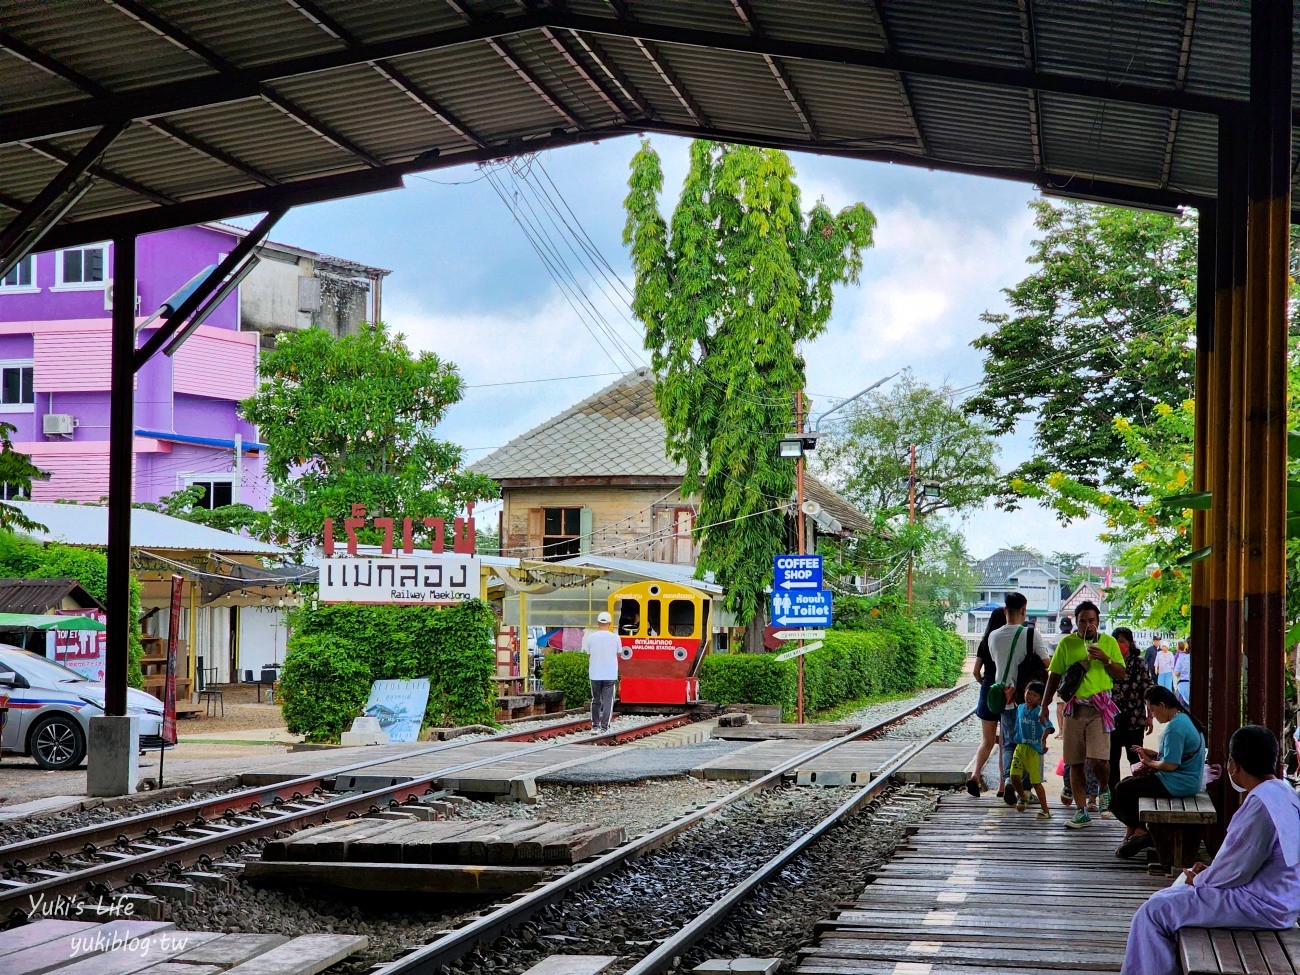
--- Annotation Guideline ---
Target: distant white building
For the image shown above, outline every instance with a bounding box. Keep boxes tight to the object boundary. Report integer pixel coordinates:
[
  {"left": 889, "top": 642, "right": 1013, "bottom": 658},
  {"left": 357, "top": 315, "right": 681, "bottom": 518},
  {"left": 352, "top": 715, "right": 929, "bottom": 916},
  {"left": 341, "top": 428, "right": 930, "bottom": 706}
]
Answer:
[{"left": 963, "top": 549, "right": 1067, "bottom": 639}]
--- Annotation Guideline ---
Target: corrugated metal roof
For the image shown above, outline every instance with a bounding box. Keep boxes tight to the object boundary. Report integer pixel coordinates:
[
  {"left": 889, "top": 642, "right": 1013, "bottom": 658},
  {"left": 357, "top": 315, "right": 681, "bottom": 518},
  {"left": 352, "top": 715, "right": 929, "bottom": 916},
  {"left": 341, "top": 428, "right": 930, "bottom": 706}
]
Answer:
[
  {"left": 11, "top": 501, "right": 286, "bottom": 556},
  {"left": 0, "top": 0, "right": 1266, "bottom": 252},
  {"left": 0, "top": 578, "right": 105, "bottom": 614}
]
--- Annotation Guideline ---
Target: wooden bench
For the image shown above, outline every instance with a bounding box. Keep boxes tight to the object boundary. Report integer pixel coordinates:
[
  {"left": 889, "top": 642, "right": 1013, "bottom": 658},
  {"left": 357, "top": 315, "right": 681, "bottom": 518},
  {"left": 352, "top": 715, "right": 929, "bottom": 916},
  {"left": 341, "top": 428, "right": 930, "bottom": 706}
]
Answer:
[
  {"left": 1140, "top": 791, "right": 1218, "bottom": 873},
  {"left": 1179, "top": 926, "right": 1300, "bottom": 975}
]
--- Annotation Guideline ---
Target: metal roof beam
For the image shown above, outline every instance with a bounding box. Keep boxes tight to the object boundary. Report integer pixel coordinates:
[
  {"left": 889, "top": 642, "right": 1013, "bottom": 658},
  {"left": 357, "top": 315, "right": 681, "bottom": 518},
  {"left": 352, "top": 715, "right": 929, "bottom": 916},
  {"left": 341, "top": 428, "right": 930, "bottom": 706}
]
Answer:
[
  {"left": 24, "top": 140, "right": 175, "bottom": 206},
  {"left": 0, "top": 123, "right": 125, "bottom": 273},
  {"left": 1161, "top": 1, "right": 1199, "bottom": 189},
  {"left": 541, "top": 26, "right": 640, "bottom": 122},
  {"left": 283, "top": 0, "right": 489, "bottom": 149},
  {"left": 1016, "top": 0, "right": 1045, "bottom": 171},
  {"left": 727, "top": 0, "right": 818, "bottom": 140},
  {"left": 602, "top": 3, "right": 708, "bottom": 126},
  {"left": 106, "top": 0, "right": 385, "bottom": 168},
  {"left": 558, "top": 28, "right": 655, "bottom": 120},
  {"left": 0, "top": 10, "right": 1243, "bottom": 149},
  {"left": 0, "top": 30, "right": 278, "bottom": 187}
]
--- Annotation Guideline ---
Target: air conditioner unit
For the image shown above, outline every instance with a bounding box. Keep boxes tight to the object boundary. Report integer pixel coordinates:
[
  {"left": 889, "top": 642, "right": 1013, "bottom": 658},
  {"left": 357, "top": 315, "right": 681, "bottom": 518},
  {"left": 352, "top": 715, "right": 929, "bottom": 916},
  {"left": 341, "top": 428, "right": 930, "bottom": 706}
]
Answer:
[{"left": 43, "top": 413, "right": 76, "bottom": 436}]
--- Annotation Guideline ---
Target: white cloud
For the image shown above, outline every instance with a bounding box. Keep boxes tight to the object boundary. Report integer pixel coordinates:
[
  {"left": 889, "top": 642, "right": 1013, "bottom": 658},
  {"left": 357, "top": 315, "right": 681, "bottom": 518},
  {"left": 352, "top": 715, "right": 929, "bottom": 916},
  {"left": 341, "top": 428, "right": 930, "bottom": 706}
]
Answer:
[{"left": 956, "top": 499, "right": 1107, "bottom": 563}]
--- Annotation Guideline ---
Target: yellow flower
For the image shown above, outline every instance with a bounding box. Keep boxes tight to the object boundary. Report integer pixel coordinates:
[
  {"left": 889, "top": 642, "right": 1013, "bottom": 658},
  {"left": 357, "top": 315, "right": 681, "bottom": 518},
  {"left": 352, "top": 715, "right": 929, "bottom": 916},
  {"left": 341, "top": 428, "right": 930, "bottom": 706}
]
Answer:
[
  {"left": 1114, "top": 418, "right": 1132, "bottom": 433},
  {"left": 1098, "top": 493, "right": 1112, "bottom": 505},
  {"left": 1181, "top": 509, "right": 1192, "bottom": 519},
  {"left": 1182, "top": 399, "right": 1195, "bottom": 412},
  {"left": 1155, "top": 403, "right": 1173, "bottom": 417},
  {"left": 1181, "top": 604, "right": 1190, "bottom": 616},
  {"left": 1047, "top": 471, "right": 1066, "bottom": 490},
  {"left": 1133, "top": 461, "right": 1147, "bottom": 472},
  {"left": 1174, "top": 470, "right": 1188, "bottom": 488}
]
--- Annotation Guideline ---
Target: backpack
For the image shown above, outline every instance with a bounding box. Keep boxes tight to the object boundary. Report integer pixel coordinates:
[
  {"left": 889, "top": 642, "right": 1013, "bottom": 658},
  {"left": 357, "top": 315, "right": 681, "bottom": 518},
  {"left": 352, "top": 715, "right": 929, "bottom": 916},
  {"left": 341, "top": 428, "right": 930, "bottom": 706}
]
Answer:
[{"left": 1014, "top": 628, "right": 1047, "bottom": 702}]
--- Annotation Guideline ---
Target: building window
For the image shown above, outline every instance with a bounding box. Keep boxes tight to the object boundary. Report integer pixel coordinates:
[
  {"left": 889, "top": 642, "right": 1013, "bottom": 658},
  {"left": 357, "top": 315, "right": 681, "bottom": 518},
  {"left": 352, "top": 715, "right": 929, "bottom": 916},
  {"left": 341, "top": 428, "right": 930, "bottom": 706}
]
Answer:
[
  {"left": 0, "top": 255, "right": 36, "bottom": 291},
  {"left": 0, "top": 483, "right": 25, "bottom": 500},
  {"left": 0, "top": 361, "right": 34, "bottom": 411},
  {"left": 54, "top": 244, "right": 106, "bottom": 290},
  {"left": 542, "top": 507, "right": 581, "bottom": 559},
  {"left": 187, "top": 477, "right": 234, "bottom": 509}
]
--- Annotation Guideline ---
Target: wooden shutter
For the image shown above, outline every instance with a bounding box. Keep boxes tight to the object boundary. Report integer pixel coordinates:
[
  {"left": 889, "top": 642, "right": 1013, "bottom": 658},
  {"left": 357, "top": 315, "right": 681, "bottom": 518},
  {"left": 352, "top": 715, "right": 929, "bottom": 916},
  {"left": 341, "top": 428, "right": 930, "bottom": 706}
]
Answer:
[{"left": 527, "top": 508, "right": 544, "bottom": 556}]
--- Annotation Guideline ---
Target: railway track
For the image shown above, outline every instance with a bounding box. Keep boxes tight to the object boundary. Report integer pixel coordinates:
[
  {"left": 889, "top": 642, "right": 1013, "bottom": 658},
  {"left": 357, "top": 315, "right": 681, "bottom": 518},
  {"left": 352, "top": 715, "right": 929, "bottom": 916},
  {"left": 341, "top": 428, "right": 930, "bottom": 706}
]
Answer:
[
  {"left": 0, "top": 711, "right": 696, "bottom": 917},
  {"left": 370, "top": 682, "right": 973, "bottom": 975}
]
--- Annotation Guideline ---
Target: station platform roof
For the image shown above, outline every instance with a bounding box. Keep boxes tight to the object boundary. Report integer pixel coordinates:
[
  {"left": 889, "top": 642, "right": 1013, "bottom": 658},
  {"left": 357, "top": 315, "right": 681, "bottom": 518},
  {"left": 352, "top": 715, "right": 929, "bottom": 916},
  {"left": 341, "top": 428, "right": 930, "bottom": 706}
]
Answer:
[{"left": 0, "top": 0, "right": 1283, "bottom": 257}]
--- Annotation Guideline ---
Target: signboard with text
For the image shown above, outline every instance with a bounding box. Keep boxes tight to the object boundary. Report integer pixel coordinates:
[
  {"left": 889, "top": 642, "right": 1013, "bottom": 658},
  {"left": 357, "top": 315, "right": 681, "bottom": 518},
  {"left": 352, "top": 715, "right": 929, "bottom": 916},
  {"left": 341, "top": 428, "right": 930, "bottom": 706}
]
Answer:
[
  {"left": 773, "top": 554, "right": 823, "bottom": 591},
  {"left": 769, "top": 589, "right": 833, "bottom": 628},
  {"left": 362, "top": 678, "right": 431, "bottom": 744},
  {"left": 51, "top": 609, "right": 107, "bottom": 680},
  {"left": 319, "top": 557, "right": 481, "bottom": 605}
]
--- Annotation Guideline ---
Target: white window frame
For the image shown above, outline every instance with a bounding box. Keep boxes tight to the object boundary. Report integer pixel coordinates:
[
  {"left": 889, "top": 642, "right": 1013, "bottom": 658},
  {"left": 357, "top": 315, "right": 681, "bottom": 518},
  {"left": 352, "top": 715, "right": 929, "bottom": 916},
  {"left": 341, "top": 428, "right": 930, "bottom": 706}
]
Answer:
[
  {"left": 0, "top": 255, "right": 38, "bottom": 294},
  {"left": 51, "top": 242, "right": 109, "bottom": 292},
  {"left": 0, "top": 359, "right": 35, "bottom": 414},
  {"left": 0, "top": 482, "right": 26, "bottom": 501},
  {"left": 182, "top": 474, "right": 237, "bottom": 509}
]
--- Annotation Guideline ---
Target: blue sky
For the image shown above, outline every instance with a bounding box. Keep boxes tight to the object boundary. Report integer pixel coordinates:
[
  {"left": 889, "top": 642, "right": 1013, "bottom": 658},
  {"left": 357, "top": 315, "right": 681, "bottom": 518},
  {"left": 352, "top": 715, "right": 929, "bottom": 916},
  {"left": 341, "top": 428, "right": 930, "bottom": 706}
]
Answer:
[{"left": 246, "top": 134, "right": 1107, "bottom": 562}]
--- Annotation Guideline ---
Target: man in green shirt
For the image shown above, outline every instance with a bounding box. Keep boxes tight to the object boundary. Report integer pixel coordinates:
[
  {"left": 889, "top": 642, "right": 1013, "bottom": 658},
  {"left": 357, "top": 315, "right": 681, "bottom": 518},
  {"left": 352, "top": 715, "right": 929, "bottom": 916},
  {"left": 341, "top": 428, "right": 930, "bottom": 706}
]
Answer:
[{"left": 1039, "top": 600, "right": 1126, "bottom": 829}]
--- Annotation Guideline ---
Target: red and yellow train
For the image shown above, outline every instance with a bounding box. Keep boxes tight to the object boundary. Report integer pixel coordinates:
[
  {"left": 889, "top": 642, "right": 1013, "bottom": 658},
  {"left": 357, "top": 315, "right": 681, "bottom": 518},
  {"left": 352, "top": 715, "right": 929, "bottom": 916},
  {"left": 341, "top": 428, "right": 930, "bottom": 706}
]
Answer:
[{"left": 608, "top": 580, "right": 712, "bottom": 705}]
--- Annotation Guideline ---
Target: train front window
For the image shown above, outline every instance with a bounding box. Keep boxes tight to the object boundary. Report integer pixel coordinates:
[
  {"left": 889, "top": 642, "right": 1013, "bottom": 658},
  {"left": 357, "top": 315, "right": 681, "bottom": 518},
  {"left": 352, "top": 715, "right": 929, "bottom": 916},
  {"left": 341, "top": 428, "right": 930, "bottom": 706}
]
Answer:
[
  {"left": 615, "top": 599, "right": 640, "bottom": 636},
  {"left": 646, "top": 600, "right": 662, "bottom": 637},
  {"left": 668, "top": 599, "right": 695, "bottom": 636}
]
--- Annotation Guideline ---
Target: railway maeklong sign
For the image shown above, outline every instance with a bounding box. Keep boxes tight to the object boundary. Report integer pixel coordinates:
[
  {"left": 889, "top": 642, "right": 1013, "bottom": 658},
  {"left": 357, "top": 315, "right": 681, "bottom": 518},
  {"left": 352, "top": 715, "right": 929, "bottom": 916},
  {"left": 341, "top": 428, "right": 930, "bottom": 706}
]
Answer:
[{"left": 319, "top": 557, "right": 481, "bottom": 605}]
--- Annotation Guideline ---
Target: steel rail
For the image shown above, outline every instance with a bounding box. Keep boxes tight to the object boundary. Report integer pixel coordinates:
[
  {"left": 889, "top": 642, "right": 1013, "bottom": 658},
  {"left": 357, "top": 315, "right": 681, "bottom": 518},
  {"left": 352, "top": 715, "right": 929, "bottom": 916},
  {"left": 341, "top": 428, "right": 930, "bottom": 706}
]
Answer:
[
  {"left": 371, "top": 682, "right": 973, "bottom": 975},
  {"left": 0, "top": 714, "right": 602, "bottom": 870},
  {"left": 622, "top": 705, "right": 971, "bottom": 975},
  {"left": 0, "top": 713, "right": 693, "bottom": 910}
]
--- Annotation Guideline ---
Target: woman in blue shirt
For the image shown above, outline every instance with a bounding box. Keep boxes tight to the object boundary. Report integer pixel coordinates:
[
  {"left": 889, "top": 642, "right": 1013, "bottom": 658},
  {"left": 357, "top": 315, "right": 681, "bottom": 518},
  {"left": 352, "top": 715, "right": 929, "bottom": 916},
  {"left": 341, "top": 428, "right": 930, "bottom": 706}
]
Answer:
[{"left": 1110, "top": 685, "right": 1206, "bottom": 859}]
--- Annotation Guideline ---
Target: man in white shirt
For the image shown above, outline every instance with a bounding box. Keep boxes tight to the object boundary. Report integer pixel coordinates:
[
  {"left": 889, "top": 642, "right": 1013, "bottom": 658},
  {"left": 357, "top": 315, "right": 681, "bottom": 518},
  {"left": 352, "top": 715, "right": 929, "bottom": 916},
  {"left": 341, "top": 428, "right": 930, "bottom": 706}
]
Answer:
[
  {"left": 583, "top": 610, "right": 622, "bottom": 732},
  {"left": 986, "top": 592, "right": 1052, "bottom": 796}
]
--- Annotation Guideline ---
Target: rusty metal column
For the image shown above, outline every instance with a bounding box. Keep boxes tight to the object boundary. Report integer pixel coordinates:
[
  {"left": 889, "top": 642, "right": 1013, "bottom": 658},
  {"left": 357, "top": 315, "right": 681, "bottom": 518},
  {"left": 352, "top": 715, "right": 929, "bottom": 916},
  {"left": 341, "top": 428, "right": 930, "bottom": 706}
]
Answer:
[{"left": 1240, "top": 0, "right": 1292, "bottom": 742}]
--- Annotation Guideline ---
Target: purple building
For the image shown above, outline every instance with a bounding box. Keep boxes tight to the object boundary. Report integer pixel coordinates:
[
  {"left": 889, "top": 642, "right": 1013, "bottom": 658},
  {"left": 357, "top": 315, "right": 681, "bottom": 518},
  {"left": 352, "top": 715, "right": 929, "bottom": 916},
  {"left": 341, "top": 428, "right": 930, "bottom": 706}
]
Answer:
[{"left": 0, "top": 224, "right": 388, "bottom": 510}]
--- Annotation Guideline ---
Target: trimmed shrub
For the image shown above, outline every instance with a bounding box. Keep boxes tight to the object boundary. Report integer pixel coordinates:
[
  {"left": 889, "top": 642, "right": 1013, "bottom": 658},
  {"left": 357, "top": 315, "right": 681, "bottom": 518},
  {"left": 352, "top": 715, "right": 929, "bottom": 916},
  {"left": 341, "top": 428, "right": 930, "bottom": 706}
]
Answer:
[
  {"left": 280, "top": 599, "right": 496, "bottom": 742},
  {"left": 698, "top": 653, "right": 796, "bottom": 717},
  {"left": 542, "top": 652, "right": 591, "bottom": 707}
]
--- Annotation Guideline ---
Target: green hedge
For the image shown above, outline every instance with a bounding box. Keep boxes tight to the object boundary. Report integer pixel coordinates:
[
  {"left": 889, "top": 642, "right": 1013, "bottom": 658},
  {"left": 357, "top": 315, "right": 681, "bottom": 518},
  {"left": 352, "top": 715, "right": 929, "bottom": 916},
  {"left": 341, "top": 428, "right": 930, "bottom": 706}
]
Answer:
[
  {"left": 541, "top": 652, "right": 592, "bottom": 707},
  {"left": 279, "top": 599, "right": 497, "bottom": 743},
  {"left": 697, "top": 614, "right": 964, "bottom": 720}
]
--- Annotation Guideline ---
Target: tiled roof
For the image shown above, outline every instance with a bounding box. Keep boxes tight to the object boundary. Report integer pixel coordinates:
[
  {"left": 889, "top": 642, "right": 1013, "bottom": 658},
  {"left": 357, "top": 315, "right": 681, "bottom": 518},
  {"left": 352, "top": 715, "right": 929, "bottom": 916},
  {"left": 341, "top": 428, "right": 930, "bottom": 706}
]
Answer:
[
  {"left": 470, "top": 369, "right": 686, "bottom": 481},
  {"left": 977, "top": 548, "right": 1061, "bottom": 587}
]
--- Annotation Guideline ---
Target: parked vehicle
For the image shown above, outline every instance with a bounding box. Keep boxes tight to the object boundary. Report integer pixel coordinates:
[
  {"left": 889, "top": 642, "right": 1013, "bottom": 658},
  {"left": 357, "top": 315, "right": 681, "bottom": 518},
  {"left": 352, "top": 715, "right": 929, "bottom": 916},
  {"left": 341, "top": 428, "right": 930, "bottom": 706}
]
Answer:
[
  {"left": 0, "top": 646, "right": 166, "bottom": 770},
  {"left": 609, "top": 580, "right": 711, "bottom": 705}
]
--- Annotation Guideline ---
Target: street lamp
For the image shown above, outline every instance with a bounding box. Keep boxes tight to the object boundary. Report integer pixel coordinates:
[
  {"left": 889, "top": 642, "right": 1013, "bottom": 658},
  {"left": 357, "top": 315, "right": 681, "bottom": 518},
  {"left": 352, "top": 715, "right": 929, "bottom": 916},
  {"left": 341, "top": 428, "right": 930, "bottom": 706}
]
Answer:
[{"left": 777, "top": 434, "right": 819, "bottom": 458}]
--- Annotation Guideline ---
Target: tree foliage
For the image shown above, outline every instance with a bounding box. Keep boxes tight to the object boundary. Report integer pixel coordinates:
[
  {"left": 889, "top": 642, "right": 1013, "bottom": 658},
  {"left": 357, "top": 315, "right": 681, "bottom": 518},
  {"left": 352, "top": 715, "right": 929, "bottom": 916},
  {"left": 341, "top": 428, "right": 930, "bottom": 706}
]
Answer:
[
  {"left": 136, "top": 485, "right": 269, "bottom": 537},
  {"left": 965, "top": 201, "right": 1197, "bottom": 500},
  {"left": 623, "top": 139, "right": 876, "bottom": 631},
  {"left": 0, "top": 422, "right": 46, "bottom": 533},
  {"left": 816, "top": 371, "right": 999, "bottom": 518},
  {"left": 241, "top": 324, "right": 496, "bottom": 550}
]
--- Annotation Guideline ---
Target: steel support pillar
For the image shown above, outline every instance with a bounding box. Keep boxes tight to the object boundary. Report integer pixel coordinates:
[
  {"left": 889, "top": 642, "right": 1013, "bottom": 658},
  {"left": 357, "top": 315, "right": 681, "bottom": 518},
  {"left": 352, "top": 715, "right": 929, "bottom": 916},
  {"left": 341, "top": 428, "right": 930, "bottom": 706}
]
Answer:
[{"left": 104, "top": 234, "right": 136, "bottom": 719}]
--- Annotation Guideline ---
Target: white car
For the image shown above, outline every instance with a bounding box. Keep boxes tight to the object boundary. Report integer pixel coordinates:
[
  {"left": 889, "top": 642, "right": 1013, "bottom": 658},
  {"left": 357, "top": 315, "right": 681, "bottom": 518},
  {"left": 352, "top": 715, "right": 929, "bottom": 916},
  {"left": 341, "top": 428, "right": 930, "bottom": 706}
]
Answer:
[{"left": 0, "top": 646, "right": 166, "bottom": 770}]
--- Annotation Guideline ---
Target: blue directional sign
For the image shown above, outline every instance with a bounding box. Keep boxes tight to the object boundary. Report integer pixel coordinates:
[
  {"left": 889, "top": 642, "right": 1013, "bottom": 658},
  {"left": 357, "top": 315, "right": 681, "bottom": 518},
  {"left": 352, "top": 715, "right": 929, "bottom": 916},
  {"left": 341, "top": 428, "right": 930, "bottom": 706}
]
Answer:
[
  {"left": 770, "top": 589, "right": 833, "bottom": 628},
  {"left": 773, "top": 554, "right": 823, "bottom": 592}
]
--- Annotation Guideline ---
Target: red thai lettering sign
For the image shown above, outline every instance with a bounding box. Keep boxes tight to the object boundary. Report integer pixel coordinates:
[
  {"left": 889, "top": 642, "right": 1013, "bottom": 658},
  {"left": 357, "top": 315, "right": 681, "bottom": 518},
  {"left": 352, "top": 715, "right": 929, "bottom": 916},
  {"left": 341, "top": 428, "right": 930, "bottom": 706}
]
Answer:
[
  {"left": 163, "top": 574, "right": 182, "bottom": 746},
  {"left": 322, "top": 505, "right": 476, "bottom": 557}
]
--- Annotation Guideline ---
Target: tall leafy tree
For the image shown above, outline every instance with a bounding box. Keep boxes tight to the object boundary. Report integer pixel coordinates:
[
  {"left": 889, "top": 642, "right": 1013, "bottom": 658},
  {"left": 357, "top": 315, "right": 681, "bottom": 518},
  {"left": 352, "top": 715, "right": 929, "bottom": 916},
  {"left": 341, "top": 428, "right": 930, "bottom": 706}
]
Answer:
[
  {"left": 815, "top": 370, "right": 999, "bottom": 518},
  {"left": 0, "top": 422, "right": 45, "bottom": 532},
  {"left": 624, "top": 139, "right": 875, "bottom": 641},
  {"left": 241, "top": 324, "right": 496, "bottom": 550},
  {"left": 965, "top": 200, "right": 1198, "bottom": 500}
]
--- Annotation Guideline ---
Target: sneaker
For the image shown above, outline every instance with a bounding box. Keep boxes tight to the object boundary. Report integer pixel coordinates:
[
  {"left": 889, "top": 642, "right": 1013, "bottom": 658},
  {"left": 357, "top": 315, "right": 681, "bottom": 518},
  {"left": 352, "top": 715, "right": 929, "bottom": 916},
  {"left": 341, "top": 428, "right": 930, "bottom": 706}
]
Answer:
[
  {"left": 966, "top": 778, "right": 981, "bottom": 798},
  {"left": 1066, "top": 809, "right": 1093, "bottom": 829},
  {"left": 1002, "top": 786, "right": 1018, "bottom": 807},
  {"left": 1060, "top": 789, "right": 1073, "bottom": 807},
  {"left": 1099, "top": 790, "right": 1112, "bottom": 813},
  {"left": 1015, "top": 800, "right": 1026, "bottom": 812},
  {"left": 1116, "top": 833, "right": 1154, "bottom": 859},
  {"left": 1087, "top": 797, "right": 1099, "bottom": 812},
  {"left": 1036, "top": 810, "right": 1052, "bottom": 820}
]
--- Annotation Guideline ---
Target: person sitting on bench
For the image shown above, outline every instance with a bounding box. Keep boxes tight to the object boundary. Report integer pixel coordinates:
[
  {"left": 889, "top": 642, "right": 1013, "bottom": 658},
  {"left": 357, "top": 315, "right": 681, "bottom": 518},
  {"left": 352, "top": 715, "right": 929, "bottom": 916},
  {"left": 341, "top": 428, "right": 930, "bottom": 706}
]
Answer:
[{"left": 1120, "top": 725, "right": 1300, "bottom": 975}]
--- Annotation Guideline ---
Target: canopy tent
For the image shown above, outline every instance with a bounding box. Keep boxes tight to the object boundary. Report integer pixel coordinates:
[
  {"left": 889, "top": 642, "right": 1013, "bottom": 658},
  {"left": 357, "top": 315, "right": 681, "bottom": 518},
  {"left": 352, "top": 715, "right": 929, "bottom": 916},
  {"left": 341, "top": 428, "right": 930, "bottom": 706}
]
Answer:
[{"left": 0, "top": 613, "right": 106, "bottom": 631}]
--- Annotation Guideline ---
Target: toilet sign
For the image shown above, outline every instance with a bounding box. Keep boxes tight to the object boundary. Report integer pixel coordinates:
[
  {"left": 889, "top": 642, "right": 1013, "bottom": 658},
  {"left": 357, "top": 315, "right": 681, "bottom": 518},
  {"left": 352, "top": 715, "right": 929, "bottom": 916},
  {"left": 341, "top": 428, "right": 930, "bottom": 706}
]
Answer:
[{"left": 773, "top": 554, "right": 823, "bottom": 590}]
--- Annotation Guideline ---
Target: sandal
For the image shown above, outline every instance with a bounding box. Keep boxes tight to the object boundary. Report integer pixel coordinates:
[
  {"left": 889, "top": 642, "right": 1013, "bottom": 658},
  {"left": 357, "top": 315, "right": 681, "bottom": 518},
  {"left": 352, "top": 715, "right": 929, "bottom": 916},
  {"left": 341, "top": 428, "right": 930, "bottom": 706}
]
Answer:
[{"left": 1036, "top": 810, "right": 1052, "bottom": 820}]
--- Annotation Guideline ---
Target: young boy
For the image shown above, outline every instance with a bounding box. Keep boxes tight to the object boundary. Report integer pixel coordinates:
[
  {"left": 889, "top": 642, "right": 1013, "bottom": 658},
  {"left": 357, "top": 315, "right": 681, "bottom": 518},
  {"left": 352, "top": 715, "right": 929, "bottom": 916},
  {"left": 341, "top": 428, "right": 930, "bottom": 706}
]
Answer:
[{"left": 1009, "top": 680, "right": 1054, "bottom": 819}]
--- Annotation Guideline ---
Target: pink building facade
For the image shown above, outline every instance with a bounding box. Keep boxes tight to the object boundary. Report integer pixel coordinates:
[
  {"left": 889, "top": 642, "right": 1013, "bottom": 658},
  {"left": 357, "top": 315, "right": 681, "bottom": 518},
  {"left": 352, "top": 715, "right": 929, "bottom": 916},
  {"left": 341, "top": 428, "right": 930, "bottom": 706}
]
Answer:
[{"left": 0, "top": 225, "right": 269, "bottom": 509}]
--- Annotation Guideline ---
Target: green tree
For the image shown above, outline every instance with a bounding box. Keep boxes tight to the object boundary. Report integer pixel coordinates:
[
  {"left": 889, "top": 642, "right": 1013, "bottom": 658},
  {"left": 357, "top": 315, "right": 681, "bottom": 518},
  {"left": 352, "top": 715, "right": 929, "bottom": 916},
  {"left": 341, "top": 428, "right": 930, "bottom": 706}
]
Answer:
[
  {"left": 623, "top": 140, "right": 876, "bottom": 643},
  {"left": 815, "top": 371, "right": 999, "bottom": 518},
  {"left": 0, "top": 422, "right": 46, "bottom": 533},
  {"left": 136, "top": 485, "right": 269, "bottom": 538},
  {"left": 241, "top": 325, "right": 496, "bottom": 550},
  {"left": 965, "top": 200, "right": 1197, "bottom": 500}
]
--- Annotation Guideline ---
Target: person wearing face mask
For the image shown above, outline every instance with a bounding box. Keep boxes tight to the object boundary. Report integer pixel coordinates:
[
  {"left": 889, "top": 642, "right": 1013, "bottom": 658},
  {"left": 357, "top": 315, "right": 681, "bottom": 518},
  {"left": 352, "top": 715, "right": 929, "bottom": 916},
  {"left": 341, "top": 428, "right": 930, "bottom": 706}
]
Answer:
[
  {"left": 1110, "top": 685, "right": 1206, "bottom": 859},
  {"left": 1120, "top": 725, "right": 1300, "bottom": 975}
]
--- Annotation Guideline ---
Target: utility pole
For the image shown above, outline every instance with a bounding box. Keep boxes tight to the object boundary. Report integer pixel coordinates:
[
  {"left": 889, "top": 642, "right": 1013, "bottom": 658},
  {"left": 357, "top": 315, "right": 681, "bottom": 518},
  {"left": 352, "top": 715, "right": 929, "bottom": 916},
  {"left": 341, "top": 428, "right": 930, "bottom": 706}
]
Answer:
[
  {"left": 907, "top": 443, "right": 917, "bottom": 608},
  {"left": 795, "top": 390, "right": 806, "bottom": 724}
]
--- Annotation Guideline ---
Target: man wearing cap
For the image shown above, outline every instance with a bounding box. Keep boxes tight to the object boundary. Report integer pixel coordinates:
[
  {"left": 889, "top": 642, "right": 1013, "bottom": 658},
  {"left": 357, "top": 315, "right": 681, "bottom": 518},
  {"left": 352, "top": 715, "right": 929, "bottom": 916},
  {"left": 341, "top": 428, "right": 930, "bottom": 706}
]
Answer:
[{"left": 584, "top": 611, "right": 621, "bottom": 732}]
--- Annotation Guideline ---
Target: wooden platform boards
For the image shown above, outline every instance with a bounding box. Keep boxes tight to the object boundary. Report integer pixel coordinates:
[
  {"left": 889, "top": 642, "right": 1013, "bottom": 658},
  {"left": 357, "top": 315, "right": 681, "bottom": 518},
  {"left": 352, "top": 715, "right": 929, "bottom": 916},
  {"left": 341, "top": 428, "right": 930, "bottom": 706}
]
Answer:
[
  {"left": 896, "top": 741, "right": 983, "bottom": 787},
  {"left": 0, "top": 919, "right": 366, "bottom": 975},
  {"left": 798, "top": 794, "right": 1167, "bottom": 975},
  {"left": 689, "top": 740, "right": 905, "bottom": 783},
  {"left": 261, "top": 818, "right": 625, "bottom": 865}
]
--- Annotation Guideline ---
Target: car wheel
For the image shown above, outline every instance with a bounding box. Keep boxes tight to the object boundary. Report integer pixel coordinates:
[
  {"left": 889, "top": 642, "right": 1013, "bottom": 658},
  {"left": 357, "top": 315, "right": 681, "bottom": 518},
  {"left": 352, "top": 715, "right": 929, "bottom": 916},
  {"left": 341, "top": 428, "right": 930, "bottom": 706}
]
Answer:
[{"left": 29, "top": 714, "right": 86, "bottom": 770}]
